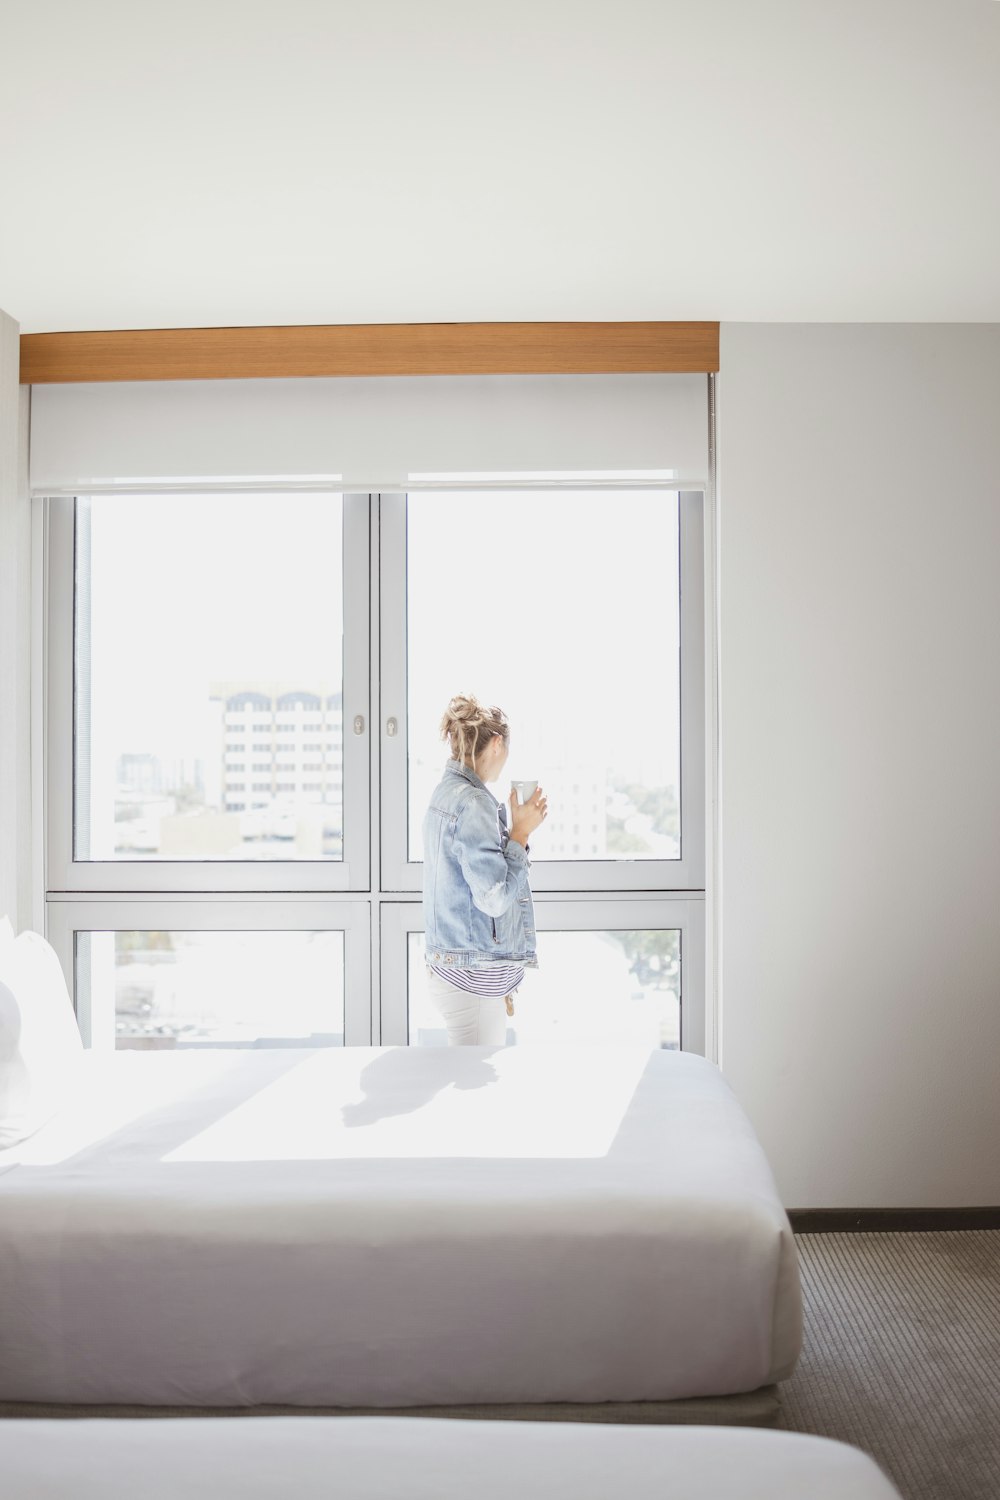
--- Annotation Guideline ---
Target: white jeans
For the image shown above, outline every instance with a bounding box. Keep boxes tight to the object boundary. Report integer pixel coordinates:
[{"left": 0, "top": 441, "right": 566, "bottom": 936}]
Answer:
[{"left": 425, "top": 969, "right": 511, "bottom": 1046}]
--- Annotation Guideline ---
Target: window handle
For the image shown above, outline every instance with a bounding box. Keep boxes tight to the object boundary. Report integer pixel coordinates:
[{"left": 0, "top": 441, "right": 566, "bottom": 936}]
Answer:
[
  {"left": 386, "top": 717, "right": 398, "bottom": 737},
  {"left": 353, "top": 715, "right": 365, "bottom": 735}
]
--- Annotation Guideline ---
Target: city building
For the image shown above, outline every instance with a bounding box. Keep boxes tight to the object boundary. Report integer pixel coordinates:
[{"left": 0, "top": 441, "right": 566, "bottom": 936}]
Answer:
[{"left": 204, "top": 682, "right": 344, "bottom": 856}]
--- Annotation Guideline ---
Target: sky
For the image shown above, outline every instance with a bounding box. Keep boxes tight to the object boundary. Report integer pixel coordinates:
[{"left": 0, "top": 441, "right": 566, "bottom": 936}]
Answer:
[
  {"left": 407, "top": 489, "right": 680, "bottom": 786},
  {"left": 83, "top": 488, "right": 680, "bottom": 813},
  {"left": 86, "top": 490, "right": 344, "bottom": 758}
]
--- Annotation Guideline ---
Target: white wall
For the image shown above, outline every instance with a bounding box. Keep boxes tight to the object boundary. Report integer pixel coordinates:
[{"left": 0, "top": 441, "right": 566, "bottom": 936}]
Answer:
[
  {"left": 0, "top": 309, "right": 31, "bottom": 934},
  {"left": 6, "top": 2, "right": 1000, "bottom": 330},
  {"left": 717, "top": 324, "right": 1000, "bottom": 1208}
]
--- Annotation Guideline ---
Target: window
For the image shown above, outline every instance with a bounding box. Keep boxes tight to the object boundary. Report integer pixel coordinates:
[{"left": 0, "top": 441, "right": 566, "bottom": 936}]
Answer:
[
  {"left": 82, "top": 930, "right": 345, "bottom": 1050},
  {"left": 49, "top": 491, "right": 369, "bottom": 893},
  {"left": 46, "top": 487, "right": 705, "bottom": 1051},
  {"left": 48, "top": 900, "right": 371, "bottom": 1048},
  {"left": 380, "top": 490, "right": 704, "bottom": 895},
  {"left": 380, "top": 899, "right": 705, "bottom": 1054},
  {"left": 408, "top": 929, "right": 679, "bottom": 1048}
]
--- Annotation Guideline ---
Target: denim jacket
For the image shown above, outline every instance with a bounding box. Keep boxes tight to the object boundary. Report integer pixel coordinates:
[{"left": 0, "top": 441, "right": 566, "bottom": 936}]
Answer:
[{"left": 422, "top": 759, "right": 538, "bottom": 968}]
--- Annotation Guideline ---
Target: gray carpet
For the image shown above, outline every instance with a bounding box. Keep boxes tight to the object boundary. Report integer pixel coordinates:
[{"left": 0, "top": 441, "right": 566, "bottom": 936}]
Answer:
[{"left": 780, "top": 1231, "right": 1000, "bottom": 1500}]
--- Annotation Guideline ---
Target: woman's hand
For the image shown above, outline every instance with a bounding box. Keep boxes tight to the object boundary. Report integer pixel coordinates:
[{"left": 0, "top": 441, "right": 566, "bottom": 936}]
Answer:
[{"left": 510, "top": 787, "right": 548, "bottom": 848}]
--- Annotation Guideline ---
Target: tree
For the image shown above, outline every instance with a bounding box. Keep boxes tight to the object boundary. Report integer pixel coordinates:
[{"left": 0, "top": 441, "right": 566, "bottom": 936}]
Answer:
[
  {"left": 116, "top": 931, "right": 175, "bottom": 964},
  {"left": 606, "top": 824, "right": 652, "bottom": 854},
  {"left": 607, "top": 928, "right": 680, "bottom": 989},
  {"left": 616, "top": 782, "right": 679, "bottom": 840}
]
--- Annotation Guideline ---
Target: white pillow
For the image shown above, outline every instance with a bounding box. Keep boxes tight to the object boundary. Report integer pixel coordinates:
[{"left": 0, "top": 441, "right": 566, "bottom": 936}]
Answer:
[{"left": 0, "top": 929, "right": 84, "bottom": 1148}]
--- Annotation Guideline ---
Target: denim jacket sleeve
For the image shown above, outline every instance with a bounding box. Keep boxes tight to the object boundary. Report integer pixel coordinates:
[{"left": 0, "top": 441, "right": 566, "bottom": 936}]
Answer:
[{"left": 453, "top": 791, "right": 529, "bottom": 918}]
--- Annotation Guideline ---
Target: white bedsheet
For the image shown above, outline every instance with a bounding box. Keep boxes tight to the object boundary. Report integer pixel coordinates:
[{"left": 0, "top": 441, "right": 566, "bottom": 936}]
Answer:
[
  {"left": 0, "top": 1418, "right": 901, "bottom": 1499},
  {"left": 0, "top": 1046, "right": 802, "bottom": 1408}
]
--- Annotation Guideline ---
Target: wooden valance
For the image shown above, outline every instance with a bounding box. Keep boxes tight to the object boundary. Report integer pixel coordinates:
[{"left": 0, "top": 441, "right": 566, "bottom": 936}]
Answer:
[{"left": 20, "top": 321, "right": 719, "bottom": 383}]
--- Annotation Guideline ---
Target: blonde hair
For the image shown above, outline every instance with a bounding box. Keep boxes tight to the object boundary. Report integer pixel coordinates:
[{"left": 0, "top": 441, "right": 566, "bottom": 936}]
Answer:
[{"left": 440, "top": 694, "right": 509, "bottom": 770}]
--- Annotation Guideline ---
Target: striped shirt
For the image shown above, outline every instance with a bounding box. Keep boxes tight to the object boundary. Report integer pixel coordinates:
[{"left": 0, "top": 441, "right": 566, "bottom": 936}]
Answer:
[{"left": 427, "top": 962, "right": 524, "bottom": 998}]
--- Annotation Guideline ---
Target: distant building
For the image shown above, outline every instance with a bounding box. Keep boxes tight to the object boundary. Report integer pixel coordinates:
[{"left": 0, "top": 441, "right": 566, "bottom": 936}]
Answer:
[
  {"left": 118, "top": 751, "right": 163, "bottom": 795},
  {"left": 208, "top": 682, "right": 344, "bottom": 822},
  {"left": 117, "top": 752, "right": 204, "bottom": 799},
  {"left": 535, "top": 765, "right": 607, "bottom": 858}
]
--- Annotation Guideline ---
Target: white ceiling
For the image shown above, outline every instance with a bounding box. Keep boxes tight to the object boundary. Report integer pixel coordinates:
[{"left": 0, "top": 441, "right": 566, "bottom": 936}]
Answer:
[{"left": 2, "top": 0, "right": 999, "bottom": 333}]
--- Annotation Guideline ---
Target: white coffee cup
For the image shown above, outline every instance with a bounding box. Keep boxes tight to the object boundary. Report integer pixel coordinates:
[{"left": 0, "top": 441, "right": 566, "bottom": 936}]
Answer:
[{"left": 511, "top": 779, "right": 539, "bottom": 805}]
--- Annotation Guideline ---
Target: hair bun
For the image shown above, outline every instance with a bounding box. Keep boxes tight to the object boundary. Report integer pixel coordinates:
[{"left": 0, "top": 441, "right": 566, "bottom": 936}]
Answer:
[
  {"left": 440, "top": 694, "right": 509, "bottom": 765},
  {"left": 446, "top": 693, "right": 482, "bottom": 724}
]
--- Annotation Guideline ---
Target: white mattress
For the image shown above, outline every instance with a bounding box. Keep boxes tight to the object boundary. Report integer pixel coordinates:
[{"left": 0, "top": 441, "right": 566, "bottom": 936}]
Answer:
[
  {"left": 0, "top": 1045, "right": 802, "bottom": 1408},
  {"left": 0, "top": 1418, "right": 901, "bottom": 1499}
]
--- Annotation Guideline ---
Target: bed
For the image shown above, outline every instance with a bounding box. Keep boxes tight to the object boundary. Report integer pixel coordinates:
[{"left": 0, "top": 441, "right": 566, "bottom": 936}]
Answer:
[
  {"left": 0, "top": 1044, "right": 802, "bottom": 1418},
  {"left": 0, "top": 1417, "right": 902, "bottom": 1499}
]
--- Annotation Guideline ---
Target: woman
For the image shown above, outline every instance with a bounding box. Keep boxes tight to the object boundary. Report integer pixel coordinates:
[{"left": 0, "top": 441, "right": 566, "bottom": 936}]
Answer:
[{"left": 422, "top": 694, "right": 548, "bottom": 1045}]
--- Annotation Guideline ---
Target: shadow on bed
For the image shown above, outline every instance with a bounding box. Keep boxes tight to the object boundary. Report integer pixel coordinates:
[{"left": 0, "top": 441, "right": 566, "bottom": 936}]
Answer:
[
  {"left": 341, "top": 1046, "right": 501, "bottom": 1127},
  {"left": 15, "top": 1048, "right": 316, "bottom": 1169}
]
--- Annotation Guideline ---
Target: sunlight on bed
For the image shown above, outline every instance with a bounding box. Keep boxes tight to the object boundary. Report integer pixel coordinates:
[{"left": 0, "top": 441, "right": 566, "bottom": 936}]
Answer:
[{"left": 162, "top": 1047, "right": 649, "bottom": 1162}]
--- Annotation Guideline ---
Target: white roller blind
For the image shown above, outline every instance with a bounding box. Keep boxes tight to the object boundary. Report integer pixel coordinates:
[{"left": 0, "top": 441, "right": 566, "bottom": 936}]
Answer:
[{"left": 29, "top": 373, "right": 709, "bottom": 492}]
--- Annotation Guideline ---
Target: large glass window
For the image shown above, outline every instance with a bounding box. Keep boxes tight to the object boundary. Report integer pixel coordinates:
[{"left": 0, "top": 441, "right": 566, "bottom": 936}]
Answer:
[
  {"left": 46, "top": 899, "right": 372, "bottom": 1050},
  {"left": 74, "top": 493, "right": 345, "bottom": 862},
  {"left": 379, "top": 898, "right": 703, "bottom": 1053},
  {"left": 407, "top": 929, "right": 681, "bottom": 1048},
  {"left": 380, "top": 489, "right": 704, "bottom": 894},
  {"left": 76, "top": 929, "right": 345, "bottom": 1050},
  {"left": 404, "top": 491, "right": 681, "bottom": 867},
  {"left": 45, "top": 487, "right": 707, "bottom": 1054}
]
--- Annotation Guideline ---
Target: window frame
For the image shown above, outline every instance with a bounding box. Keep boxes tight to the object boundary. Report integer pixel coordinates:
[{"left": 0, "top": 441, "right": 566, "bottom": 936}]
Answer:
[
  {"left": 379, "top": 894, "right": 705, "bottom": 1053},
  {"left": 46, "top": 894, "right": 374, "bottom": 1048},
  {"left": 40, "top": 482, "right": 714, "bottom": 1061},
  {"left": 378, "top": 488, "right": 706, "bottom": 893},
  {"left": 45, "top": 492, "right": 372, "bottom": 893}
]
